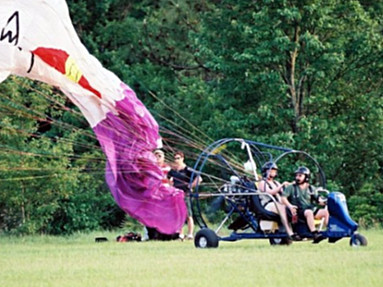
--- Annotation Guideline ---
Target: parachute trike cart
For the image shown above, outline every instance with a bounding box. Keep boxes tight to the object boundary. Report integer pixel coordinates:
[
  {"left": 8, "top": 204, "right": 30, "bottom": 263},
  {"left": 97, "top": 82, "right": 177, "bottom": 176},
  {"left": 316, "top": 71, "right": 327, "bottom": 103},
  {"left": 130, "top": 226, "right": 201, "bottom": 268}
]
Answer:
[{"left": 189, "top": 138, "right": 367, "bottom": 248}]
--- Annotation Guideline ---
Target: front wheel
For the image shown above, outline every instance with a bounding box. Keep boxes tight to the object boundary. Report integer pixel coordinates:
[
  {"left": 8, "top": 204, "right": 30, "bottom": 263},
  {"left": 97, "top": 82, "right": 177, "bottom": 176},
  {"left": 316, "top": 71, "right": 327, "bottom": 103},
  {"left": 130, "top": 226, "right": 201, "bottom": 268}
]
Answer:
[
  {"left": 194, "top": 228, "right": 219, "bottom": 248},
  {"left": 350, "top": 234, "right": 368, "bottom": 247}
]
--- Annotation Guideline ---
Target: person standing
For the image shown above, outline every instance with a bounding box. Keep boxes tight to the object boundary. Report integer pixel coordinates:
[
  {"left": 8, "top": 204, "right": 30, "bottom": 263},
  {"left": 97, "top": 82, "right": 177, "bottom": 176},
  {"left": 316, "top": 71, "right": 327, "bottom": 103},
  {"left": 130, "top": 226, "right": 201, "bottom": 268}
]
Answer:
[{"left": 168, "top": 151, "right": 201, "bottom": 240}]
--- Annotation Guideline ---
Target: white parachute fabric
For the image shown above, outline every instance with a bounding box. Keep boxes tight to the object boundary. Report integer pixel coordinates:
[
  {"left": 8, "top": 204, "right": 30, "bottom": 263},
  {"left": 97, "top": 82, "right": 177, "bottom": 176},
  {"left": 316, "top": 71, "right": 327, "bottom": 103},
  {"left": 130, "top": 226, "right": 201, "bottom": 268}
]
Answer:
[{"left": 0, "top": 0, "right": 187, "bottom": 234}]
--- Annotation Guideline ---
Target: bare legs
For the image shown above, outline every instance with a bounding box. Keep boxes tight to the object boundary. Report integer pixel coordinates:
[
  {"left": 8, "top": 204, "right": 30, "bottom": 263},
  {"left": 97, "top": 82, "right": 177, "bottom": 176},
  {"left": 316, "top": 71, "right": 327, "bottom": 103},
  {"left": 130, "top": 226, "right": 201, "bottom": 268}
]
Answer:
[
  {"left": 304, "top": 209, "right": 329, "bottom": 232},
  {"left": 266, "top": 202, "right": 294, "bottom": 236},
  {"left": 179, "top": 216, "right": 194, "bottom": 240}
]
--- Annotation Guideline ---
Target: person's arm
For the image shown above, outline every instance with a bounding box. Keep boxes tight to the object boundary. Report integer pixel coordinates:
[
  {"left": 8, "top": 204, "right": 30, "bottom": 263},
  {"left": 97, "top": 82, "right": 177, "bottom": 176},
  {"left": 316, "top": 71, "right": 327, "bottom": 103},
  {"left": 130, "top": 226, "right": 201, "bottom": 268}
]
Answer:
[
  {"left": 280, "top": 196, "right": 298, "bottom": 215},
  {"left": 186, "top": 167, "right": 202, "bottom": 189},
  {"left": 280, "top": 196, "right": 295, "bottom": 210},
  {"left": 281, "top": 185, "right": 298, "bottom": 214},
  {"left": 259, "top": 180, "right": 290, "bottom": 195},
  {"left": 191, "top": 175, "right": 202, "bottom": 188}
]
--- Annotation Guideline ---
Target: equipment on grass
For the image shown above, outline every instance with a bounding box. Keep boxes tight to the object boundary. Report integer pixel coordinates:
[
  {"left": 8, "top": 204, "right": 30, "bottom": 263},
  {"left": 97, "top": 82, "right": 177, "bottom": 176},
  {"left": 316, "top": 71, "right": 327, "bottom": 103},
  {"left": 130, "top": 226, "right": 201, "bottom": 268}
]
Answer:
[
  {"left": 116, "top": 232, "right": 142, "bottom": 242},
  {"left": 95, "top": 237, "right": 108, "bottom": 243}
]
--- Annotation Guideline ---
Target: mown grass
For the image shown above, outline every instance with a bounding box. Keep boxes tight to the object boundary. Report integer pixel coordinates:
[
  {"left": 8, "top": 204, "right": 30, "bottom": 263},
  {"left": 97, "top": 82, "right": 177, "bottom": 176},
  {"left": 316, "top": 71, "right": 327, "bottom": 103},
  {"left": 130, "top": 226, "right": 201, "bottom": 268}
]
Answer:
[{"left": 0, "top": 229, "right": 382, "bottom": 287}]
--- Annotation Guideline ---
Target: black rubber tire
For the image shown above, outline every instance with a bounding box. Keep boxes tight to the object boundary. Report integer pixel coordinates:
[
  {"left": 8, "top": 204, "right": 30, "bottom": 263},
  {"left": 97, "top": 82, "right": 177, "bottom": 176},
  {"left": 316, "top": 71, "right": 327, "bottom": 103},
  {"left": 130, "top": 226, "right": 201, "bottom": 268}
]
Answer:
[
  {"left": 269, "top": 237, "right": 292, "bottom": 246},
  {"left": 350, "top": 234, "right": 368, "bottom": 247},
  {"left": 194, "top": 228, "right": 219, "bottom": 248}
]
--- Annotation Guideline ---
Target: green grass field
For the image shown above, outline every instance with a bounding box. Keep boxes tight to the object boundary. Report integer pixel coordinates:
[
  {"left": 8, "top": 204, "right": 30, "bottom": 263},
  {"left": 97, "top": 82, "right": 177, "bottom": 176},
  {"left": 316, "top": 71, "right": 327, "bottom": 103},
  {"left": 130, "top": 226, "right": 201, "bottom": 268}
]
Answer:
[{"left": 1, "top": 229, "right": 382, "bottom": 287}]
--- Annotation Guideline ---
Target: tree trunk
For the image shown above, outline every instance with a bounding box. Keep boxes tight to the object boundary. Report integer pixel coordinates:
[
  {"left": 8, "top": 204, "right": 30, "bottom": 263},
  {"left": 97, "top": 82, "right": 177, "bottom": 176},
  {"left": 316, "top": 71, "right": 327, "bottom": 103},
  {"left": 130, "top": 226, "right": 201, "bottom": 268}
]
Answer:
[
  {"left": 21, "top": 181, "right": 26, "bottom": 224},
  {"left": 287, "top": 24, "right": 301, "bottom": 134}
]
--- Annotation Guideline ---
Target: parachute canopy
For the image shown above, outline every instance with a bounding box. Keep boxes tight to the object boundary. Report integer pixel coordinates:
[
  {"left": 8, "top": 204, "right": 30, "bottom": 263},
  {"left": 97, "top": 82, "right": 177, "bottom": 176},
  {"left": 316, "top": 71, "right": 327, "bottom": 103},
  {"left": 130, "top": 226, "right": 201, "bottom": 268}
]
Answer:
[{"left": 0, "top": 0, "right": 187, "bottom": 234}]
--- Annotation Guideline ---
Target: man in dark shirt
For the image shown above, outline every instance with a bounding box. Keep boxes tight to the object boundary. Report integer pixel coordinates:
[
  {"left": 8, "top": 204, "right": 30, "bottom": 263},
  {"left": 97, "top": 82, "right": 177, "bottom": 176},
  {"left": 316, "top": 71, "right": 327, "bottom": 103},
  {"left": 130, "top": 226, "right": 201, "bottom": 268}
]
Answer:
[{"left": 168, "top": 151, "right": 201, "bottom": 240}]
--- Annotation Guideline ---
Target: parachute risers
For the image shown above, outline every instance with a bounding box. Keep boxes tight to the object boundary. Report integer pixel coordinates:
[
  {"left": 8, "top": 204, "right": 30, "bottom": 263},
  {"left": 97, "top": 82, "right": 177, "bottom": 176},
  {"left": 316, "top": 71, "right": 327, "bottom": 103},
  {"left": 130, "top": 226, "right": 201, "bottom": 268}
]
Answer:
[
  {"left": 0, "top": 0, "right": 187, "bottom": 234},
  {"left": 93, "top": 90, "right": 187, "bottom": 234}
]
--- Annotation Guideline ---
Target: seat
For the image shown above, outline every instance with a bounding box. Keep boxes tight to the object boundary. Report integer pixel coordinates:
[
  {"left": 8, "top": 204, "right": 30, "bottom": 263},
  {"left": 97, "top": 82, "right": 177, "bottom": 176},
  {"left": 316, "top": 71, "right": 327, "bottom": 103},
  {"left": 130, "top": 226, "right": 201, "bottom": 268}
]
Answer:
[
  {"left": 250, "top": 193, "right": 281, "bottom": 223},
  {"left": 228, "top": 181, "right": 281, "bottom": 231}
]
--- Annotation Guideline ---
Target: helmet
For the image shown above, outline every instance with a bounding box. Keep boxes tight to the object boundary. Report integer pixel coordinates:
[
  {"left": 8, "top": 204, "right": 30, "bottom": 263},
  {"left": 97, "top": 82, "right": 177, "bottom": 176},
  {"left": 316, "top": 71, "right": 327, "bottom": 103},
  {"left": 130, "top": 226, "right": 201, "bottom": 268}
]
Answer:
[
  {"left": 261, "top": 161, "right": 278, "bottom": 178},
  {"left": 294, "top": 166, "right": 310, "bottom": 182}
]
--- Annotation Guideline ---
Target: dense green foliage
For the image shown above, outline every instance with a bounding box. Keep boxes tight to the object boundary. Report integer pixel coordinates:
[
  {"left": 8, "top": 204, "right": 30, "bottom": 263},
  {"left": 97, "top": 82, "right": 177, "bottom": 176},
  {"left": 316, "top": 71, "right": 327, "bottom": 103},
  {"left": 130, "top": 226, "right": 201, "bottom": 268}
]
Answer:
[
  {"left": 0, "top": 0, "right": 382, "bottom": 234},
  {"left": 0, "top": 78, "right": 123, "bottom": 234}
]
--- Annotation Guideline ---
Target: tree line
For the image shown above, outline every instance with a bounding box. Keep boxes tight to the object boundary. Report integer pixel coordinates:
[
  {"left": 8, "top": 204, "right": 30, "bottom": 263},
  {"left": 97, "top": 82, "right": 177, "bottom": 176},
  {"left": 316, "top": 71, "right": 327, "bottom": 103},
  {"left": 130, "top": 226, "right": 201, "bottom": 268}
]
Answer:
[{"left": 0, "top": 0, "right": 382, "bottom": 234}]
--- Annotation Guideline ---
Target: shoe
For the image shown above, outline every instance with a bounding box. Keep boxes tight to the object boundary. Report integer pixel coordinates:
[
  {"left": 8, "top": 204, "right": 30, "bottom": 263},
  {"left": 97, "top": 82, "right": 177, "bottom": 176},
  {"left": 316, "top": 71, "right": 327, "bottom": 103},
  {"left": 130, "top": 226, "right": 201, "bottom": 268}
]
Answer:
[
  {"left": 290, "top": 233, "right": 302, "bottom": 241},
  {"left": 312, "top": 232, "right": 325, "bottom": 244},
  {"left": 178, "top": 234, "right": 185, "bottom": 241},
  {"left": 186, "top": 234, "right": 194, "bottom": 240}
]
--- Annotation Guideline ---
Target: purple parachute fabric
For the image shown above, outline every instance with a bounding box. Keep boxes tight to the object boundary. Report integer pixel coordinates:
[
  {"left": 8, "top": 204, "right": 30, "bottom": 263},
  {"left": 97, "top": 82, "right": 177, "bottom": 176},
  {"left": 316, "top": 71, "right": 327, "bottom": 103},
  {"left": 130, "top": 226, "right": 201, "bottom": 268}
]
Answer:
[{"left": 93, "top": 83, "right": 187, "bottom": 234}]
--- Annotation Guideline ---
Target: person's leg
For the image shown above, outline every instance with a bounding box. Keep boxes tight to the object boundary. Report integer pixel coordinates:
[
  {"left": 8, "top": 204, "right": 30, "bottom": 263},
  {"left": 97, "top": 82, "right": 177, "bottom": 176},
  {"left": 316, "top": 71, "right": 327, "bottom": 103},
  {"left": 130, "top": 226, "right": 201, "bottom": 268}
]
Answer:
[
  {"left": 305, "top": 209, "right": 325, "bottom": 243},
  {"left": 185, "top": 194, "right": 194, "bottom": 239},
  {"left": 276, "top": 203, "right": 295, "bottom": 236},
  {"left": 266, "top": 203, "right": 295, "bottom": 236},
  {"left": 178, "top": 227, "right": 185, "bottom": 240},
  {"left": 315, "top": 209, "right": 329, "bottom": 226},
  {"left": 187, "top": 216, "right": 194, "bottom": 239},
  {"left": 304, "top": 209, "right": 316, "bottom": 232}
]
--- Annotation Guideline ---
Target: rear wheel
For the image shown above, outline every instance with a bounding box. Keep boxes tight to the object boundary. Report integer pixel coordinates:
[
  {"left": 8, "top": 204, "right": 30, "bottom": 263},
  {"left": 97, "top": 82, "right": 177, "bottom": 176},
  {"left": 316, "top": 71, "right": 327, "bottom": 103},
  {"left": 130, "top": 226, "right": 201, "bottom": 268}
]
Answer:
[
  {"left": 194, "top": 228, "right": 219, "bottom": 248},
  {"left": 350, "top": 234, "right": 368, "bottom": 247},
  {"left": 269, "top": 237, "right": 292, "bottom": 246}
]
